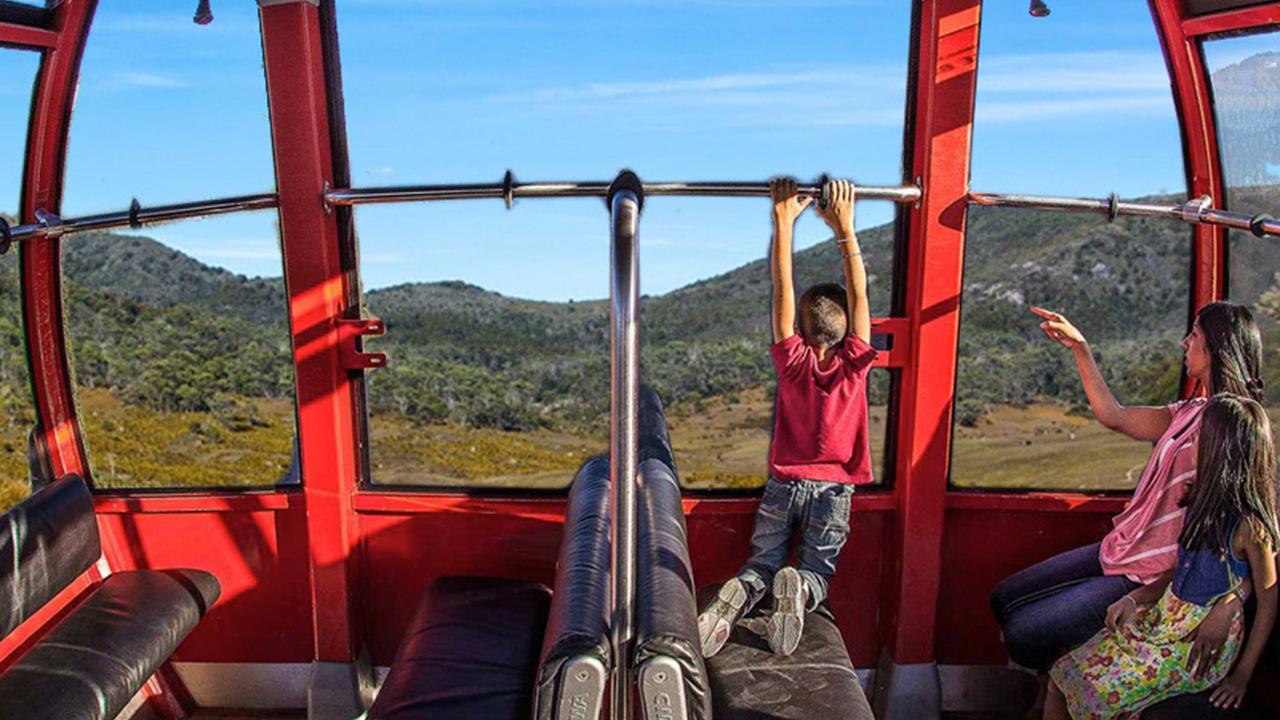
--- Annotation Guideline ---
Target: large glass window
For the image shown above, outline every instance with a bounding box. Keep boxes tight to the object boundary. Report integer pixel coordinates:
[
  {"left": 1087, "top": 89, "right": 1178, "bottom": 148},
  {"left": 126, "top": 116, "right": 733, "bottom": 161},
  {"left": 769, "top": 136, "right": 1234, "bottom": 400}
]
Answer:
[
  {"left": 55, "top": 3, "right": 293, "bottom": 491},
  {"left": 1, "top": 49, "right": 41, "bottom": 512},
  {"left": 953, "top": 3, "right": 1189, "bottom": 490},
  {"left": 61, "top": 0, "right": 275, "bottom": 215},
  {"left": 62, "top": 214, "right": 297, "bottom": 490},
  {"left": 1204, "top": 31, "right": 1280, "bottom": 421},
  {"left": 339, "top": 2, "right": 910, "bottom": 489}
]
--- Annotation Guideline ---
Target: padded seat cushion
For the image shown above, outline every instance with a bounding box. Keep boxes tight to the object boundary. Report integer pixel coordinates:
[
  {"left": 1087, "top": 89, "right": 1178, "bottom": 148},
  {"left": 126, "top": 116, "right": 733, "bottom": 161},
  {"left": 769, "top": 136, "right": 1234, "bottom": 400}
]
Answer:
[
  {"left": 699, "top": 585, "right": 874, "bottom": 720},
  {"left": 0, "top": 568, "right": 220, "bottom": 720},
  {"left": 370, "top": 576, "right": 552, "bottom": 720}
]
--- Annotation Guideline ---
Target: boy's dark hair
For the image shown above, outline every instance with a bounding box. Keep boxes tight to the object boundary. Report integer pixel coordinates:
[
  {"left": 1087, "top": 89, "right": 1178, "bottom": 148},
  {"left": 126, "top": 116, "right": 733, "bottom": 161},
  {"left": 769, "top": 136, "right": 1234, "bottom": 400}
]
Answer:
[
  {"left": 1180, "top": 393, "right": 1280, "bottom": 554},
  {"left": 1196, "top": 302, "right": 1265, "bottom": 402},
  {"left": 798, "top": 283, "right": 848, "bottom": 350}
]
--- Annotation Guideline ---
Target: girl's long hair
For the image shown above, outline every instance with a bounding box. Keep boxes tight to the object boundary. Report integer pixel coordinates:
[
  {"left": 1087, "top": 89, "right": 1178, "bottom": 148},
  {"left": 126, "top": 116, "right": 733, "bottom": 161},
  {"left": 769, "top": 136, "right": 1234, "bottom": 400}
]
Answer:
[
  {"left": 1196, "top": 302, "right": 1265, "bottom": 402},
  {"left": 1180, "top": 394, "right": 1280, "bottom": 555}
]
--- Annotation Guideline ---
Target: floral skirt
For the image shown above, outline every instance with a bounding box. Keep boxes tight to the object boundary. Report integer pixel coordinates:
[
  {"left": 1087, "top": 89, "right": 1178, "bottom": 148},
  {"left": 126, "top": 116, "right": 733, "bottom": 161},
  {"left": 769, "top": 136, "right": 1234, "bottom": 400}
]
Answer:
[{"left": 1049, "top": 587, "right": 1243, "bottom": 719}]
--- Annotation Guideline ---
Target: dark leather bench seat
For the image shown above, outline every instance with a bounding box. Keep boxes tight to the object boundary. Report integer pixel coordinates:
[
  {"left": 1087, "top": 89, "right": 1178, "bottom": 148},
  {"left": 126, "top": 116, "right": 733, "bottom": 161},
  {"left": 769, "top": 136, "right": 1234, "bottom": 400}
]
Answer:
[
  {"left": 370, "top": 456, "right": 612, "bottom": 720},
  {"left": 698, "top": 586, "right": 874, "bottom": 720},
  {"left": 0, "top": 569, "right": 220, "bottom": 720},
  {"left": 0, "top": 475, "right": 220, "bottom": 720},
  {"left": 368, "top": 576, "right": 553, "bottom": 720}
]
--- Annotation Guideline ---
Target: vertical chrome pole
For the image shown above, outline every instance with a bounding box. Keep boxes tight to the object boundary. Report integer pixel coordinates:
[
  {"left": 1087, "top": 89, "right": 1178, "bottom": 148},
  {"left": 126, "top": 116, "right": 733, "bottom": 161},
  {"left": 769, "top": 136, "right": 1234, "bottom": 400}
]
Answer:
[{"left": 608, "top": 171, "right": 642, "bottom": 720}]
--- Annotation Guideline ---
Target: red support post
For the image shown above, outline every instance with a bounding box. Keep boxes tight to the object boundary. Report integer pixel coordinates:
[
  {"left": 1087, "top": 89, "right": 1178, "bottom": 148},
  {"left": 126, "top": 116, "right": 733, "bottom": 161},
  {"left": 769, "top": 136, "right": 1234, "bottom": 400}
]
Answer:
[
  {"left": 882, "top": 0, "right": 981, "bottom": 666},
  {"left": 20, "top": 0, "right": 96, "bottom": 480},
  {"left": 258, "top": 0, "right": 362, "bottom": 663},
  {"left": 1150, "top": 0, "right": 1228, "bottom": 314}
]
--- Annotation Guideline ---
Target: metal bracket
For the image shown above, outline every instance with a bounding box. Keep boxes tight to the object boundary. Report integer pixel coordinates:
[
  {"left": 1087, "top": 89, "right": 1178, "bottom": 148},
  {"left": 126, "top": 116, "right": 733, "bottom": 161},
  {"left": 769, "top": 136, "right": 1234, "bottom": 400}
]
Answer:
[
  {"left": 503, "top": 169, "right": 516, "bottom": 210},
  {"left": 1178, "top": 194, "right": 1213, "bottom": 225},
  {"left": 0, "top": 217, "right": 11, "bottom": 255},
  {"left": 338, "top": 317, "right": 387, "bottom": 370},
  {"left": 34, "top": 209, "right": 63, "bottom": 239},
  {"left": 1107, "top": 192, "right": 1119, "bottom": 222},
  {"left": 322, "top": 181, "right": 333, "bottom": 214},
  {"left": 129, "top": 198, "right": 143, "bottom": 230}
]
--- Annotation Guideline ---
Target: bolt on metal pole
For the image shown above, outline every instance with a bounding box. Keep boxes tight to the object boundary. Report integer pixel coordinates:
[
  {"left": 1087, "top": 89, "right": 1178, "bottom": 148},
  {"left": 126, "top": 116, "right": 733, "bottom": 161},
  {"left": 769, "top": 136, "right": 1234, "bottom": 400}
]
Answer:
[{"left": 607, "top": 170, "right": 642, "bottom": 720}]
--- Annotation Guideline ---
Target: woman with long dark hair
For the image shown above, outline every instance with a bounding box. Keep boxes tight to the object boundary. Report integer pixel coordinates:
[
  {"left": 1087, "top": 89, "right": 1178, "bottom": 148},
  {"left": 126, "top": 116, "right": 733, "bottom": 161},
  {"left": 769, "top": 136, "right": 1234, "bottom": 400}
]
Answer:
[{"left": 991, "top": 302, "right": 1264, "bottom": 675}]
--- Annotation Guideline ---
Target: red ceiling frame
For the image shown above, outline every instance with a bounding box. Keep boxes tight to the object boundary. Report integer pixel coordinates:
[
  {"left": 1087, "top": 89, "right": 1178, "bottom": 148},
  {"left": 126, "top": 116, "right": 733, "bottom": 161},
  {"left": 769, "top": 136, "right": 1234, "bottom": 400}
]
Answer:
[
  {"left": 19, "top": 0, "right": 95, "bottom": 481},
  {"left": 1182, "top": 3, "right": 1280, "bottom": 36},
  {"left": 1150, "top": 0, "right": 1229, "bottom": 314},
  {"left": 0, "top": 22, "right": 57, "bottom": 48},
  {"left": 880, "top": 0, "right": 981, "bottom": 664},
  {"left": 258, "top": 0, "right": 363, "bottom": 663}
]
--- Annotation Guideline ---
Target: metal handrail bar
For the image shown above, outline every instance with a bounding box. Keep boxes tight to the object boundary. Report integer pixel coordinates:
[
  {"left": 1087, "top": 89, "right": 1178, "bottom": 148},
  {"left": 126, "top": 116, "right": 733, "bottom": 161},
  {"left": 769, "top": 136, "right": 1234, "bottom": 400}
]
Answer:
[
  {"left": 324, "top": 175, "right": 922, "bottom": 209},
  {"left": 608, "top": 171, "right": 643, "bottom": 720},
  {"left": 968, "top": 191, "right": 1280, "bottom": 238},
  {"left": 1, "top": 193, "right": 279, "bottom": 247}
]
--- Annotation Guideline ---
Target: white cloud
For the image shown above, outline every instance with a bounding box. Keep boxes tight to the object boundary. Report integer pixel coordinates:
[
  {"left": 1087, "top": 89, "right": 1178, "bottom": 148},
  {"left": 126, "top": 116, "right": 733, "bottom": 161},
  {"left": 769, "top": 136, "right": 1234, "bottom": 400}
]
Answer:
[
  {"left": 976, "top": 95, "right": 1172, "bottom": 125},
  {"left": 364, "top": 166, "right": 395, "bottom": 175},
  {"left": 115, "top": 72, "right": 191, "bottom": 89}
]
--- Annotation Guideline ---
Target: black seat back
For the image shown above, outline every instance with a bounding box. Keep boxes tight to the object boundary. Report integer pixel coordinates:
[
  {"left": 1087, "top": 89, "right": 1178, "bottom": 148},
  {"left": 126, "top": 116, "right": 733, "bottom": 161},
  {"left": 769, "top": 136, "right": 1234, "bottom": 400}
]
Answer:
[
  {"left": 534, "top": 455, "right": 613, "bottom": 720},
  {"left": 634, "top": 458, "right": 712, "bottom": 720},
  {"left": 0, "top": 474, "right": 100, "bottom": 637},
  {"left": 632, "top": 387, "right": 711, "bottom": 720}
]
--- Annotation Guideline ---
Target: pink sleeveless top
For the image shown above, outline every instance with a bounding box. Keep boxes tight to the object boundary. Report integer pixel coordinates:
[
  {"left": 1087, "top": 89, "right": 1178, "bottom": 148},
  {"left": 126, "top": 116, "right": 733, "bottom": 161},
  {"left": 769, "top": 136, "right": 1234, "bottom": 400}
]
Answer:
[{"left": 1099, "top": 398, "right": 1207, "bottom": 584}]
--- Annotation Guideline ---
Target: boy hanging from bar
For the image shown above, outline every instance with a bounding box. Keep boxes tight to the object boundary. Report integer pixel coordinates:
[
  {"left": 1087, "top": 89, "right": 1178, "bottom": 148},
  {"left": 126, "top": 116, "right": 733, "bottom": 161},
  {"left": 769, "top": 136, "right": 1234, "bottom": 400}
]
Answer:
[{"left": 698, "top": 177, "right": 875, "bottom": 657}]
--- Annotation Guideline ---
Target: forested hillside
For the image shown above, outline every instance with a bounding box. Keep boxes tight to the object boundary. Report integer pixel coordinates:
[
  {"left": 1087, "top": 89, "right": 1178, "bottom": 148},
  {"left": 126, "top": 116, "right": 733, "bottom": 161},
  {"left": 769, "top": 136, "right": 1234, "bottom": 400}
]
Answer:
[{"left": 6, "top": 190, "right": 1279, "bottom": 437}]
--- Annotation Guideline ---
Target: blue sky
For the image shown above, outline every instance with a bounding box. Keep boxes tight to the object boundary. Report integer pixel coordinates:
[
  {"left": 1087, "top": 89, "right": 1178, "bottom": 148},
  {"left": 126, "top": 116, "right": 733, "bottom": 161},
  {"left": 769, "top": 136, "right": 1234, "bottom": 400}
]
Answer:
[{"left": 0, "top": 1, "right": 1270, "bottom": 301}]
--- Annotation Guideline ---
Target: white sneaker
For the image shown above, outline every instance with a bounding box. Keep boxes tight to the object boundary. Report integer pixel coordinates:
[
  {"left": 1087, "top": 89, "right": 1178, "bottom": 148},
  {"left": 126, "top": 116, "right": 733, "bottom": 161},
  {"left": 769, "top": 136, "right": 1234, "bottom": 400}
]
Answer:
[
  {"left": 697, "top": 577, "right": 750, "bottom": 658},
  {"left": 767, "top": 567, "right": 806, "bottom": 656}
]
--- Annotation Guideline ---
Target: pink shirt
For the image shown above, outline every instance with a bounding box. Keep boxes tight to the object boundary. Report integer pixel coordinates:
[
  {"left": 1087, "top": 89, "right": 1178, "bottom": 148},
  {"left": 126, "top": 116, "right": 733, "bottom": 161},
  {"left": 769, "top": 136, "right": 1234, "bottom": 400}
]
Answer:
[
  {"left": 1099, "top": 398, "right": 1207, "bottom": 584},
  {"left": 767, "top": 334, "right": 878, "bottom": 485}
]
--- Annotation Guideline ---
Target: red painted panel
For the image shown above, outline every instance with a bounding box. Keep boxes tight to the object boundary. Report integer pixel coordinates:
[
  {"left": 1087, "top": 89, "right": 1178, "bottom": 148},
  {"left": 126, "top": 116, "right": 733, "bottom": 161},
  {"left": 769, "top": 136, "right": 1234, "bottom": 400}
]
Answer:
[
  {"left": 355, "top": 495, "right": 888, "bottom": 668},
  {"left": 687, "top": 503, "right": 889, "bottom": 668},
  {"left": 93, "top": 506, "right": 314, "bottom": 662},
  {"left": 358, "top": 499, "right": 567, "bottom": 663},
  {"left": 935, "top": 505, "right": 1116, "bottom": 665}
]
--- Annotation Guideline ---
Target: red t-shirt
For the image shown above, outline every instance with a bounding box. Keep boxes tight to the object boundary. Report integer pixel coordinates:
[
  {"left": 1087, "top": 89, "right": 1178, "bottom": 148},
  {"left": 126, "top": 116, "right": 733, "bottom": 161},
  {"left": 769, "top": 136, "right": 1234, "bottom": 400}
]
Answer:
[{"left": 768, "top": 333, "right": 878, "bottom": 485}]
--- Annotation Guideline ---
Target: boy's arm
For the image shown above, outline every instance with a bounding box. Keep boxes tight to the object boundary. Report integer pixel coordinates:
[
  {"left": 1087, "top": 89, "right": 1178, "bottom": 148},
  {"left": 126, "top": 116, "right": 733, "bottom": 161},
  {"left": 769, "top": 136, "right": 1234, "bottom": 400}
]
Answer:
[
  {"left": 770, "top": 178, "right": 811, "bottom": 343},
  {"left": 1209, "top": 530, "right": 1278, "bottom": 709},
  {"left": 817, "top": 179, "right": 870, "bottom": 342}
]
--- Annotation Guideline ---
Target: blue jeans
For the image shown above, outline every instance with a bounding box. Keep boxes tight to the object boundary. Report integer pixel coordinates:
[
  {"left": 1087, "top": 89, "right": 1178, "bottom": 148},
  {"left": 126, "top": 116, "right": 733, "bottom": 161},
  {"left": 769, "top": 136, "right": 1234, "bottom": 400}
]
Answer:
[
  {"left": 737, "top": 477, "right": 854, "bottom": 611},
  {"left": 990, "top": 542, "right": 1140, "bottom": 671}
]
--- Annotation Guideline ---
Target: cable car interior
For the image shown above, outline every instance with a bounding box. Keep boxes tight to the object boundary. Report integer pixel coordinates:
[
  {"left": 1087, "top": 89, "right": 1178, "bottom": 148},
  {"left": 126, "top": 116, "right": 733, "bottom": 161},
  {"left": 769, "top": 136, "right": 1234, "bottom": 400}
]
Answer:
[{"left": 2, "top": 0, "right": 1280, "bottom": 719}]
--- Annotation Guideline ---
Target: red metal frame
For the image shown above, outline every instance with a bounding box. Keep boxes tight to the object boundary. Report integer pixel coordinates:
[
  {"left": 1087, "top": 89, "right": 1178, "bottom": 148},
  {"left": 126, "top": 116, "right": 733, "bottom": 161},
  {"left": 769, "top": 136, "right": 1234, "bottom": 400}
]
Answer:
[
  {"left": 1151, "top": 0, "right": 1229, "bottom": 314},
  {"left": 880, "top": 0, "right": 981, "bottom": 665},
  {"left": 258, "top": 0, "right": 364, "bottom": 664},
  {"left": 19, "top": 0, "right": 94, "bottom": 481},
  {"left": 0, "top": 22, "right": 57, "bottom": 48}
]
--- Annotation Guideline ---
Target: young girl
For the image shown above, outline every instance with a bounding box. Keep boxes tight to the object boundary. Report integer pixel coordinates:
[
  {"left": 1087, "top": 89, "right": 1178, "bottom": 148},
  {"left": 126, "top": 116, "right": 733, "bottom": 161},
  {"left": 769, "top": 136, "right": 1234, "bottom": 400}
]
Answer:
[{"left": 1046, "top": 394, "right": 1279, "bottom": 719}]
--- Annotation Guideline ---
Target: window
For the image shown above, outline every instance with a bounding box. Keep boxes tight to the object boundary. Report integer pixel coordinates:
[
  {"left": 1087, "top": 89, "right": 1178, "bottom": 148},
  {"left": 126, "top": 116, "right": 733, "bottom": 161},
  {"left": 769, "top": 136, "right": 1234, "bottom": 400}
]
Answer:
[
  {"left": 54, "top": 3, "right": 294, "bottom": 491},
  {"left": 0, "top": 48, "right": 41, "bottom": 512},
  {"left": 62, "top": 213, "right": 297, "bottom": 490},
  {"left": 1204, "top": 31, "right": 1280, "bottom": 418},
  {"left": 338, "top": 2, "right": 911, "bottom": 489},
  {"left": 61, "top": 0, "right": 275, "bottom": 215},
  {"left": 953, "top": 3, "right": 1189, "bottom": 491}
]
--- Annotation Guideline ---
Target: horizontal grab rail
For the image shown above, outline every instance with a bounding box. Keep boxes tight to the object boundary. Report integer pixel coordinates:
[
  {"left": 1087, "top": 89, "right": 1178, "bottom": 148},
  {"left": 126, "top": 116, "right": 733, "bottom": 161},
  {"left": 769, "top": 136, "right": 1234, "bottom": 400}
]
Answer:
[
  {"left": 0, "top": 193, "right": 279, "bottom": 250},
  {"left": 968, "top": 191, "right": 1279, "bottom": 238},
  {"left": 324, "top": 172, "right": 922, "bottom": 209}
]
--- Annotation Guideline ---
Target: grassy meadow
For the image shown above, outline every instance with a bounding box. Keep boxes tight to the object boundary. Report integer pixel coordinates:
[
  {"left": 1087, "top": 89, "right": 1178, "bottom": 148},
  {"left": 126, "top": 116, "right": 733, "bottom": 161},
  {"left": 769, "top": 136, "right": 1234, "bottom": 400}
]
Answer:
[{"left": 2, "top": 382, "right": 1182, "bottom": 512}]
